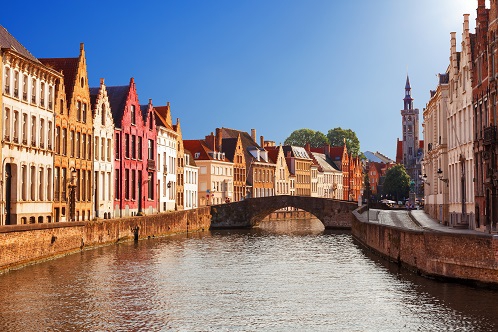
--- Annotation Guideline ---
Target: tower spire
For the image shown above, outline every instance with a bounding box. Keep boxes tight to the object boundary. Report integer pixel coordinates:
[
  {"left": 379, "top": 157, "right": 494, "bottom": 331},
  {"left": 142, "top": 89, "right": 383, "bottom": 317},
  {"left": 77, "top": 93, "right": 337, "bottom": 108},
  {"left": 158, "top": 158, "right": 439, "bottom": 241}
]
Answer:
[{"left": 403, "top": 74, "right": 413, "bottom": 110}]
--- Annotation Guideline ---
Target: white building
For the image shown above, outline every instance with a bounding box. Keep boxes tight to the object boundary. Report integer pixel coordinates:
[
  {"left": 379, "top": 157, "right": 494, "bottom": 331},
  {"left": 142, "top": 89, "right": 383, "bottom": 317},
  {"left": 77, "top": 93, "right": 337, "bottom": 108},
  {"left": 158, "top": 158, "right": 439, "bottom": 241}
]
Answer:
[
  {"left": 1, "top": 26, "right": 59, "bottom": 225},
  {"left": 447, "top": 14, "right": 475, "bottom": 228},
  {"left": 90, "top": 78, "right": 115, "bottom": 219},
  {"left": 154, "top": 103, "right": 178, "bottom": 212},
  {"left": 183, "top": 150, "right": 198, "bottom": 210},
  {"left": 309, "top": 151, "right": 343, "bottom": 199}
]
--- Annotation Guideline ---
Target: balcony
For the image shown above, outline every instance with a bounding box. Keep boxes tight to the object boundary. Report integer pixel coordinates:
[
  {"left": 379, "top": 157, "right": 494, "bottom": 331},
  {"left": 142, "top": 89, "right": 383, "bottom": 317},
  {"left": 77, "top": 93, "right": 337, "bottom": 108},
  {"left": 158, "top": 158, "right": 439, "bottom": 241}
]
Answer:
[
  {"left": 484, "top": 125, "right": 497, "bottom": 145},
  {"left": 147, "top": 159, "right": 155, "bottom": 170}
]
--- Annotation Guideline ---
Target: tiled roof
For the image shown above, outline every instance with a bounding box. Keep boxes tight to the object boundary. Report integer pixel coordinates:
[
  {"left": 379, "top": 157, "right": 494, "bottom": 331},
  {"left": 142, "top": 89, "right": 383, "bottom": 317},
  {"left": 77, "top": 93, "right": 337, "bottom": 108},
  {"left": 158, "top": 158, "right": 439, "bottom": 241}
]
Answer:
[
  {"left": 0, "top": 25, "right": 40, "bottom": 63},
  {"left": 183, "top": 140, "right": 212, "bottom": 161},
  {"left": 221, "top": 127, "right": 272, "bottom": 167},
  {"left": 184, "top": 149, "right": 197, "bottom": 167},
  {"left": 154, "top": 105, "right": 174, "bottom": 130},
  {"left": 89, "top": 87, "right": 100, "bottom": 113},
  {"left": 221, "top": 137, "right": 238, "bottom": 162},
  {"left": 106, "top": 85, "right": 130, "bottom": 127},
  {"left": 265, "top": 146, "right": 280, "bottom": 164},
  {"left": 39, "top": 57, "right": 79, "bottom": 106}
]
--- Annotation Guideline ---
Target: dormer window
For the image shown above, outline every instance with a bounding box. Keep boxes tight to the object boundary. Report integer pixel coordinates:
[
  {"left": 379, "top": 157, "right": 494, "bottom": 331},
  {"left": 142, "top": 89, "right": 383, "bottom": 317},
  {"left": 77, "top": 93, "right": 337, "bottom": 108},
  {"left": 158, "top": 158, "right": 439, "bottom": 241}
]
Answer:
[{"left": 195, "top": 152, "right": 200, "bottom": 159}]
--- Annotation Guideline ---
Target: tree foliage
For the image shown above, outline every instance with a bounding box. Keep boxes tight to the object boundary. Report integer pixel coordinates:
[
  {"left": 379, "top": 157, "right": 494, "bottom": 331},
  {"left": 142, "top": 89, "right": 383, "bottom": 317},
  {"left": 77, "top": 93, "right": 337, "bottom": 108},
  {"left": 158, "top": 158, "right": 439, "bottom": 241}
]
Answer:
[
  {"left": 382, "top": 164, "right": 410, "bottom": 201},
  {"left": 284, "top": 128, "right": 328, "bottom": 148},
  {"left": 327, "top": 127, "right": 361, "bottom": 157}
]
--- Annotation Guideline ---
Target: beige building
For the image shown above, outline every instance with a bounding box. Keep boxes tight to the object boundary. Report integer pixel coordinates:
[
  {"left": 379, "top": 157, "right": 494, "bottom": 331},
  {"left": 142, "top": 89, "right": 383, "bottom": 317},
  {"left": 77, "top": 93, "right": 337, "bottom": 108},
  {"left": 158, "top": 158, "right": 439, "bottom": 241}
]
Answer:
[
  {"left": 1, "top": 26, "right": 60, "bottom": 224},
  {"left": 183, "top": 138, "right": 233, "bottom": 206},
  {"left": 447, "top": 14, "right": 475, "bottom": 228},
  {"left": 423, "top": 73, "right": 450, "bottom": 224}
]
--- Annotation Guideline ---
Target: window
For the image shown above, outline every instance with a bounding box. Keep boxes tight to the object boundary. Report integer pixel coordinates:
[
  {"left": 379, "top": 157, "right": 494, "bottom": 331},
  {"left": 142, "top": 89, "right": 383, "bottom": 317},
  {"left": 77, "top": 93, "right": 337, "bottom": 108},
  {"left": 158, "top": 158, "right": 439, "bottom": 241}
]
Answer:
[
  {"left": 101, "top": 137, "right": 105, "bottom": 161},
  {"left": 76, "top": 101, "right": 81, "bottom": 122},
  {"left": 62, "top": 128, "right": 67, "bottom": 155},
  {"left": 131, "top": 105, "right": 136, "bottom": 125},
  {"left": 30, "top": 166, "right": 36, "bottom": 200},
  {"left": 48, "top": 86, "right": 53, "bottom": 110},
  {"left": 54, "top": 167, "right": 60, "bottom": 201},
  {"left": 61, "top": 168, "right": 67, "bottom": 200},
  {"left": 13, "top": 71, "right": 18, "bottom": 98},
  {"left": 107, "top": 138, "right": 111, "bottom": 161},
  {"left": 115, "top": 133, "right": 120, "bottom": 159},
  {"left": 40, "top": 82, "right": 45, "bottom": 107},
  {"left": 82, "top": 134, "right": 87, "bottom": 159},
  {"left": 94, "top": 136, "right": 99, "bottom": 160},
  {"left": 125, "top": 169, "right": 129, "bottom": 199},
  {"left": 125, "top": 134, "right": 130, "bottom": 158},
  {"left": 101, "top": 104, "right": 106, "bottom": 126},
  {"left": 4, "top": 67, "right": 10, "bottom": 94},
  {"left": 31, "top": 116, "right": 36, "bottom": 147},
  {"left": 31, "top": 78, "right": 36, "bottom": 103},
  {"left": 82, "top": 103, "right": 87, "bottom": 123},
  {"left": 22, "top": 113, "right": 27, "bottom": 144},
  {"left": 148, "top": 172, "right": 154, "bottom": 200},
  {"left": 48, "top": 121, "right": 52, "bottom": 150},
  {"left": 131, "top": 170, "right": 136, "bottom": 200},
  {"left": 131, "top": 135, "right": 136, "bottom": 159},
  {"left": 115, "top": 169, "right": 120, "bottom": 199},
  {"left": 22, "top": 75, "right": 28, "bottom": 101},
  {"left": 40, "top": 119, "right": 45, "bottom": 148},
  {"left": 4, "top": 108, "right": 10, "bottom": 141},
  {"left": 13, "top": 111, "right": 18, "bottom": 142},
  {"left": 76, "top": 132, "right": 80, "bottom": 158},
  {"left": 39, "top": 168, "right": 44, "bottom": 200},
  {"left": 21, "top": 166, "right": 27, "bottom": 201},
  {"left": 148, "top": 139, "right": 154, "bottom": 160},
  {"left": 70, "top": 130, "right": 75, "bottom": 157},
  {"left": 138, "top": 136, "right": 142, "bottom": 160}
]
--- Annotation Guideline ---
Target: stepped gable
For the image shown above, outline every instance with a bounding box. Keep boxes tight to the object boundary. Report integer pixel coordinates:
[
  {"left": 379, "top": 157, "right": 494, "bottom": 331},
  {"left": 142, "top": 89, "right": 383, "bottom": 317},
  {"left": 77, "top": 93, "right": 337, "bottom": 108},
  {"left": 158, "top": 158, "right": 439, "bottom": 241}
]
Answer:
[{"left": 0, "top": 25, "right": 40, "bottom": 63}]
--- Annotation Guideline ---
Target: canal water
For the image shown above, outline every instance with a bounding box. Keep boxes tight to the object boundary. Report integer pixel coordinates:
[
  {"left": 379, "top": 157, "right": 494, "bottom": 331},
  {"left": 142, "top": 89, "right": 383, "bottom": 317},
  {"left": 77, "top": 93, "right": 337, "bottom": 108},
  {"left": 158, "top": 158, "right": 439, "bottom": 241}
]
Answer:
[{"left": 1, "top": 218, "right": 498, "bottom": 331}]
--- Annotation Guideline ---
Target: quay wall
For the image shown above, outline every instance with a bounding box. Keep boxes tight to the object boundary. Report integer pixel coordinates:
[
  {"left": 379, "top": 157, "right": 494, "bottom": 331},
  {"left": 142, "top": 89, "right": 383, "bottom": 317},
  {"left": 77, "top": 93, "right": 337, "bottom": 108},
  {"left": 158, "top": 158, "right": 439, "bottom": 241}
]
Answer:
[
  {"left": 0, "top": 207, "right": 211, "bottom": 272},
  {"left": 352, "top": 209, "right": 498, "bottom": 286}
]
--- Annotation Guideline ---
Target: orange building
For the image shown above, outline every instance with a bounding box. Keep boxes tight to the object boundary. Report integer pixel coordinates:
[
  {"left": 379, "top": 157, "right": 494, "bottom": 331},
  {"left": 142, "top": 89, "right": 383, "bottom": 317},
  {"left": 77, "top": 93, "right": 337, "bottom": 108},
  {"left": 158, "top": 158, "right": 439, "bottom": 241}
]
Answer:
[{"left": 40, "top": 43, "right": 93, "bottom": 222}]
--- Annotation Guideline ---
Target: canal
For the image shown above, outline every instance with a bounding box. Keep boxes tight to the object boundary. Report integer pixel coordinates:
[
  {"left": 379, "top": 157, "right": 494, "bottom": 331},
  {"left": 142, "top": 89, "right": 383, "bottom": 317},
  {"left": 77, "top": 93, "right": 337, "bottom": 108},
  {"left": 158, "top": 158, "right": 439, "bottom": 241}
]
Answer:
[{"left": 1, "top": 218, "right": 498, "bottom": 331}]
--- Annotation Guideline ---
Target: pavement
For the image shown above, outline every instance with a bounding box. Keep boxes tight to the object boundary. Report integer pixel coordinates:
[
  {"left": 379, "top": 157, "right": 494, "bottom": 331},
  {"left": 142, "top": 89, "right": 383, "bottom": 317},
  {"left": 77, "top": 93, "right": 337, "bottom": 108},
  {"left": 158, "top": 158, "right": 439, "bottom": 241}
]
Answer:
[{"left": 358, "top": 208, "right": 487, "bottom": 235}]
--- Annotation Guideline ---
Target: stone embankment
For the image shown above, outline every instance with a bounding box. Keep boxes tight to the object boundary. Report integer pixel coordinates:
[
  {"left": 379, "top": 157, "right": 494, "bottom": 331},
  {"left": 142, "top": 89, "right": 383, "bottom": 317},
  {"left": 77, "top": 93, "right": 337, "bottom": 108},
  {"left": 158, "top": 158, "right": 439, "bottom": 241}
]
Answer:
[
  {"left": 0, "top": 207, "right": 211, "bottom": 272},
  {"left": 352, "top": 206, "right": 498, "bottom": 287}
]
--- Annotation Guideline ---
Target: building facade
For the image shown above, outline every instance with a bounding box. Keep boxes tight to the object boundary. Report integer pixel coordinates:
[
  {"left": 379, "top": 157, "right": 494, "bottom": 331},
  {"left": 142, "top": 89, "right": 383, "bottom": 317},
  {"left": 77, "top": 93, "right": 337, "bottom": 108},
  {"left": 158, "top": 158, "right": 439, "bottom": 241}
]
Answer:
[
  {"left": 447, "top": 15, "right": 475, "bottom": 228},
  {"left": 423, "top": 73, "right": 450, "bottom": 224},
  {"left": 154, "top": 103, "right": 177, "bottom": 212},
  {"left": 1, "top": 26, "right": 59, "bottom": 224},
  {"left": 183, "top": 150, "right": 198, "bottom": 210},
  {"left": 40, "top": 43, "right": 93, "bottom": 222},
  {"left": 89, "top": 78, "right": 114, "bottom": 219}
]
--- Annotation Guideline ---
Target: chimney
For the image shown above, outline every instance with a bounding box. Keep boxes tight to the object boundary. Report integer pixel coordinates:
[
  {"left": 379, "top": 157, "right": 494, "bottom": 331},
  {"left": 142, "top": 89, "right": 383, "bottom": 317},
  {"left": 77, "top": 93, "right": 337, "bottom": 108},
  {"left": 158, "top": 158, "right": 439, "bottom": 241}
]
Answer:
[
  {"left": 216, "top": 128, "right": 223, "bottom": 152},
  {"left": 304, "top": 143, "right": 310, "bottom": 151},
  {"left": 463, "top": 14, "right": 469, "bottom": 33},
  {"left": 251, "top": 129, "right": 256, "bottom": 142},
  {"left": 260, "top": 135, "right": 264, "bottom": 147},
  {"left": 205, "top": 132, "right": 216, "bottom": 152},
  {"left": 100, "top": 78, "right": 105, "bottom": 85}
]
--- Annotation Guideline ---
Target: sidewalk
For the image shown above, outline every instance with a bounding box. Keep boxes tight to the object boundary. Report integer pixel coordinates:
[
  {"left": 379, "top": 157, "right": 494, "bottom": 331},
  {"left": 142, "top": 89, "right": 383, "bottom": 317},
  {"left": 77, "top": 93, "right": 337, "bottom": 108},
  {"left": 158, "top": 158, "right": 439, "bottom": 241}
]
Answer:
[{"left": 409, "top": 209, "right": 485, "bottom": 235}]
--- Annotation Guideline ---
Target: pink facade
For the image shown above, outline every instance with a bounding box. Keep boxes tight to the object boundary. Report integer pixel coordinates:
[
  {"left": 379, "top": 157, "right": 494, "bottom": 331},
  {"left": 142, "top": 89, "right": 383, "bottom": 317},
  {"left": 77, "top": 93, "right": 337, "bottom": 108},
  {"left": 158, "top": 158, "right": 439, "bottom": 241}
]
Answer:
[{"left": 107, "top": 78, "right": 157, "bottom": 217}]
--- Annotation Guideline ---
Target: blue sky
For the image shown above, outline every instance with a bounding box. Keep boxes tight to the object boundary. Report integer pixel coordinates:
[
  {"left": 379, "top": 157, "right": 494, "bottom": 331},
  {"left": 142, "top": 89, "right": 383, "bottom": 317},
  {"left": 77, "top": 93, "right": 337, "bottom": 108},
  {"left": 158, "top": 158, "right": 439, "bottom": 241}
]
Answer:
[{"left": 2, "top": 0, "right": 479, "bottom": 159}]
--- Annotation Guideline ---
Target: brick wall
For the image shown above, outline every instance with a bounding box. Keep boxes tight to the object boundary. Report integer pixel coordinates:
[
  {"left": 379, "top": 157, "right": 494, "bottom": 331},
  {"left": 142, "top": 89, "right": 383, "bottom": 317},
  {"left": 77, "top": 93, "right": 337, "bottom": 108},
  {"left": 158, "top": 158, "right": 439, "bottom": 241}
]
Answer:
[
  {"left": 0, "top": 207, "right": 211, "bottom": 272},
  {"left": 352, "top": 213, "right": 498, "bottom": 286}
]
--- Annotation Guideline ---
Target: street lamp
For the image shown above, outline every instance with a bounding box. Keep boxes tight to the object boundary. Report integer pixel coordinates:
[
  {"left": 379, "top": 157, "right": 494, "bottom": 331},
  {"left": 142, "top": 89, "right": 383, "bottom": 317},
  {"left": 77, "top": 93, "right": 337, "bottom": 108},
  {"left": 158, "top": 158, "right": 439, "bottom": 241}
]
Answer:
[
  {"left": 68, "top": 168, "right": 77, "bottom": 221},
  {"left": 437, "top": 168, "right": 449, "bottom": 186}
]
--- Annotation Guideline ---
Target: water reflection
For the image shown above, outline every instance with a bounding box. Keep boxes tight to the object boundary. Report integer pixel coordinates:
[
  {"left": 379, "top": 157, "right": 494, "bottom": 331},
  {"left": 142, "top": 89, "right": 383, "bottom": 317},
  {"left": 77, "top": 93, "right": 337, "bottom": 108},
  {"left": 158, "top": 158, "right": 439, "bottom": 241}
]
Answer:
[{"left": 0, "top": 218, "right": 496, "bottom": 331}]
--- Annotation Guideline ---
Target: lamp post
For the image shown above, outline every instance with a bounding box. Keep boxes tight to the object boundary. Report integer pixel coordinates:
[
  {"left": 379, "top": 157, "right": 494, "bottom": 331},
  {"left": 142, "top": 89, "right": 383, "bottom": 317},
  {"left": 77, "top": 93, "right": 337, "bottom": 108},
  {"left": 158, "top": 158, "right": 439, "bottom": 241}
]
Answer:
[{"left": 68, "top": 168, "right": 77, "bottom": 221}]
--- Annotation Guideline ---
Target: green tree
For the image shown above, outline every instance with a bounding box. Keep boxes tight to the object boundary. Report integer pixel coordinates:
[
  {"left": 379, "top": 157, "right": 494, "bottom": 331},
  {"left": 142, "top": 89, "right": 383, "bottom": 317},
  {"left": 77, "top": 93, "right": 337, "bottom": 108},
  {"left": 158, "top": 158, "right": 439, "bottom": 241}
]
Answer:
[
  {"left": 382, "top": 164, "right": 410, "bottom": 202},
  {"left": 327, "top": 127, "right": 361, "bottom": 157},
  {"left": 284, "top": 128, "right": 328, "bottom": 148}
]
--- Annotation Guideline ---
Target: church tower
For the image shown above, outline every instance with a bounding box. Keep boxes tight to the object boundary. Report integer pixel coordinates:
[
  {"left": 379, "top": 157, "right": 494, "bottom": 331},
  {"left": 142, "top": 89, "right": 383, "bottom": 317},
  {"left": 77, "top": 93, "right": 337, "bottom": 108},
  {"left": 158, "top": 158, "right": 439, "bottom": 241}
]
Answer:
[{"left": 401, "top": 75, "right": 420, "bottom": 171}]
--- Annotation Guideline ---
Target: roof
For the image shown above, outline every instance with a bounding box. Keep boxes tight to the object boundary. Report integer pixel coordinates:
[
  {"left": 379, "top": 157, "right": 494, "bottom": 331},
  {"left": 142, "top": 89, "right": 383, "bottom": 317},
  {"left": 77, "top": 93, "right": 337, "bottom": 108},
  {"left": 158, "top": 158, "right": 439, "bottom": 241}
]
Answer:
[
  {"left": 184, "top": 149, "right": 197, "bottom": 167},
  {"left": 154, "top": 105, "right": 174, "bottom": 131},
  {"left": 183, "top": 140, "right": 212, "bottom": 161},
  {"left": 266, "top": 146, "right": 280, "bottom": 164},
  {"left": 310, "top": 152, "right": 339, "bottom": 172},
  {"left": 282, "top": 146, "right": 312, "bottom": 160},
  {"left": 89, "top": 87, "right": 100, "bottom": 113},
  {"left": 0, "top": 25, "right": 40, "bottom": 63},
  {"left": 396, "top": 139, "right": 403, "bottom": 164},
  {"left": 221, "top": 137, "right": 238, "bottom": 162},
  {"left": 221, "top": 127, "right": 272, "bottom": 167},
  {"left": 106, "top": 85, "right": 130, "bottom": 127},
  {"left": 39, "top": 57, "right": 79, "bottom": 105}
]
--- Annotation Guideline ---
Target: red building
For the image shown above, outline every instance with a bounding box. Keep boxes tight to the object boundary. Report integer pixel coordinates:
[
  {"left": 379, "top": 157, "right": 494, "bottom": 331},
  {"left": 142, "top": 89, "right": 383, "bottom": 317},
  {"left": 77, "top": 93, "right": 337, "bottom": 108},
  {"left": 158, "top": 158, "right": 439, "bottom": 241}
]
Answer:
[{"left": 107, "top": 78, "right": 157, "bottom": 217}]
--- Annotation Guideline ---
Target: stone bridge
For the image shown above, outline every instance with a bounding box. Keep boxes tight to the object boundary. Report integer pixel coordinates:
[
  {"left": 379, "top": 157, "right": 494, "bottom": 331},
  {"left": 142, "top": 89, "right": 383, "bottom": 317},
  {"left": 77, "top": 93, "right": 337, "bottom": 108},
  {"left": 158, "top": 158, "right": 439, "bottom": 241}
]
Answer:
[{"left": 210, "top": 195, "right": 358, "bottom": 229}]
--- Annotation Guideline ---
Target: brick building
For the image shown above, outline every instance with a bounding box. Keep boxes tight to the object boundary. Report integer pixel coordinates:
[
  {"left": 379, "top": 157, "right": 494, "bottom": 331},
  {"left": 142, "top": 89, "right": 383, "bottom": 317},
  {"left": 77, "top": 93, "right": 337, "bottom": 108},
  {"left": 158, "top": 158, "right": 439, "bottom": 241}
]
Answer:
[{"left": 40, "top": 43, "right": 93, "bottom": 222}]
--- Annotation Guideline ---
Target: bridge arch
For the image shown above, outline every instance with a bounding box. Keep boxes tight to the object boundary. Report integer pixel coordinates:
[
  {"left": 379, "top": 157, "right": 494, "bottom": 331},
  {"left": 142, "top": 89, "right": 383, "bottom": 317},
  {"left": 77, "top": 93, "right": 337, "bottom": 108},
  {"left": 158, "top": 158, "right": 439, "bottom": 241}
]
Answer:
[{"left": 210, "top": 195, "right": 357, "bottom": 229}]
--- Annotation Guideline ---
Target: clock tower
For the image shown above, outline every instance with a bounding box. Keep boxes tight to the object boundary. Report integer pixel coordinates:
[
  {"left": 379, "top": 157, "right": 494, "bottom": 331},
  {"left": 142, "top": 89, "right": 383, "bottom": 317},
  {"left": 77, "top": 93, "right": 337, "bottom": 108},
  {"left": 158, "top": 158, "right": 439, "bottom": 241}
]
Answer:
[{"left": 401, "top": 75, "right": 420, "bottom": 172}]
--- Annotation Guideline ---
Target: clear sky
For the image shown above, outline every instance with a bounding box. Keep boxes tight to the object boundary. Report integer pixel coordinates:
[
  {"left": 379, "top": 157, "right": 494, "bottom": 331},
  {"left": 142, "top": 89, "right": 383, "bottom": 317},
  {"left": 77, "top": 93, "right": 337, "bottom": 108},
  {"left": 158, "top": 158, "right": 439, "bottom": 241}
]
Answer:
[{"left": 2, "top": 0, "right": 481, "bottom": 160}]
